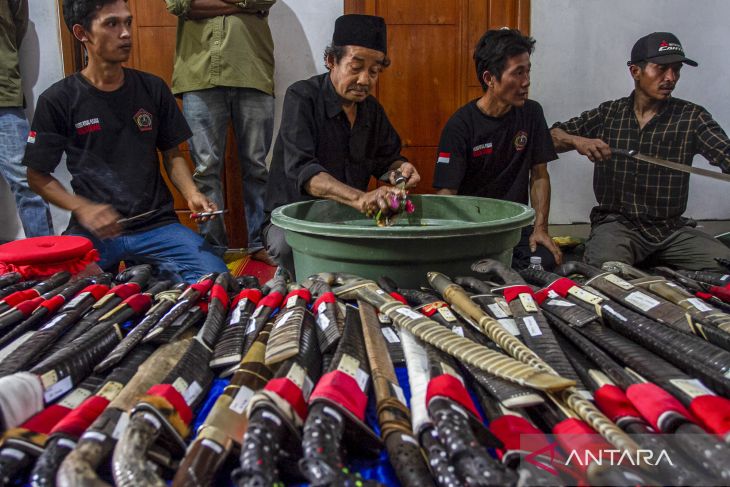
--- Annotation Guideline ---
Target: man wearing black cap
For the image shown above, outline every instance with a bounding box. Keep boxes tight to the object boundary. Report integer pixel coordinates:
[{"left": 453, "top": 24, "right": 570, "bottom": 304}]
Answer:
[
  {"left": 551, "top": 32, "right": 730, "bottom": 270},
  {"left": 263, "top": 14, "right": 420, "bottom": 274}
]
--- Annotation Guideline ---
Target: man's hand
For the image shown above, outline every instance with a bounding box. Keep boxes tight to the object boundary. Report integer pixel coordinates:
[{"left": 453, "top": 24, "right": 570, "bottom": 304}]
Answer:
[
  {"left": 186, "top": 191, "right": 219, "bottom": 222},
  {"left": 73, "top": 203, "right": 122, "bottom": 240},
  {"left": 357, "top": 185, "right": 406, "bottom": 216},
  {"left": 389, "top": 162, "right": 421, "bottom": 188},
  {"left": 529, "top": 227, "right": 563, "bottom": 265},
  {"left": 572, "top": 136, "right": 612, "bottom": 162}
]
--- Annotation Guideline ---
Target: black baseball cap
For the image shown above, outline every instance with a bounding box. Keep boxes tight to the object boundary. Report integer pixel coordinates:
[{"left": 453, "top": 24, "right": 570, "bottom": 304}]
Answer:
[{"left": 628, "top": 32, "right": 698, "bottom": 67}]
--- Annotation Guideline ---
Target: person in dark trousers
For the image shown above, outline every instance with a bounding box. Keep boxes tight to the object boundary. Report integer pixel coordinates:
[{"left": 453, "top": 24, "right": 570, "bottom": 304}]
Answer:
[
  {"left": 433, "top": 28, "right": 562, "bottom": 270},
  {"left": 24, "top": 0, "right": 228, "bottom": 282},
  {"left": 263, "top": 14, "right": 420, "bottom": 274},
  {"left": 166, "top": 0, "right": 276, "bottom": 265},
  {"left": 0, "top": 0, "right": 53, "bottom": 238},
  {"left": 551, "top": 32, "right": 730, "bottom": 270}
]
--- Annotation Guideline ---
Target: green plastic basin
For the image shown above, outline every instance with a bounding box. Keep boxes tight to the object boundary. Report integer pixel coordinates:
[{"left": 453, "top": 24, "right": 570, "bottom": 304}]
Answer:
[{"left": 271, "top": 195, "right": 534, "bottom": 286}]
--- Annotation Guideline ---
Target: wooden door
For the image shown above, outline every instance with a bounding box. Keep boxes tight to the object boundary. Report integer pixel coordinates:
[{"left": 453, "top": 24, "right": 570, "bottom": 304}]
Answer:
[
  {"left": 58, "top": 0, "right": 248, "bottom": 248},
  {"left": 345, "top": 0, "right": 530, "bottom": 194}
]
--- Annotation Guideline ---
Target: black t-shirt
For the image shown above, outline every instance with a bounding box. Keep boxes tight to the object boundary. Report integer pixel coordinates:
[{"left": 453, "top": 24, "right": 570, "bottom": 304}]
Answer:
[
  {"left": 265, "top": 73, "right": 405, "bottom": 213},
  {"left": 23, "top": 68, "right": 192, "bottom": 233},
  {"left": 432, "top": 99, "right": 557, "bottom": 204}
]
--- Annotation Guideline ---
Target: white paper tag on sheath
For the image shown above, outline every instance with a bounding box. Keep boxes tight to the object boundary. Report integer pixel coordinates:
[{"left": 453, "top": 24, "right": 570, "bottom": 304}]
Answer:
[
  {"left": 382, "top": 327, "right": 400, "bottom": 343},
  {"left": 172, "top": 377, "right": 188, "bottom": 395},
  {"left": 250, "top": 306, "right": 263, "bottom": 320},
  {"left": 229, "top": 305, "right": 242, "bottom": 326},
  {"left": 59, "top": 387, "right": 92, "bottom": 409},
  {"left": 317, "top": 301, "right": 328, "bottom": 315},
  {"left": 604, "top": 274, "right": 634, "bottom": 290},
  {"left": 498, "top": 318, "right": 520, "bottom": 336},
  {"left": 245, "top": 318, "right": 257, "bottom": 335},
  {"left": 183, "top": 381, "right": 203, "bottom": 405},
  {"left": 229, "top": 385, "right": 254, "bottom": 414},
  {"left": 378, "top": 312, "right": 392, "bottom": 324},
  {"left": 437, "top": 307, "right": 457, "bottom": 322},
  {"left": 487, "top": 303, "right": 508, "bottom": 319},
  {"left": 720, "top": 274, "right": 730, "bottom": 282},
  {"left": 44, "top": 375, "right": 73, "bottom": 403},
  {"left": 519, "top": 293, "right": 538, "bottom": 313},
  {"left": 396, "top": 307, "right": 424, "bottom": 320},
  {"left": 670, "top": 378, "right": 716, "bottom": 398},
  {"left": 355, "top": 368, "right": 369, "bottom": 392},
  {"left": 625, "top": 291, "right": 660, "bottom": 312},
  {"left": 568, "top": 286, "right": 603, "bottom": 304},
  {"left": 286, "top": 294, "right": 298, "bottom": 309},
  {"left": 452, "top": 326, "right": 464, "bottom": 337},
  {"left": 687, "top": 297, "right": 713, "bottom": 312},
  {"left": 274, "top": 310, "right": 294, "bottom": 329},
  {"left": 522, "top": 316, "right": 542, "bottom": 336},
  {"left": 316, "top": 312, "right": 330, "bottom": 331},
  {"left": 111, "top": 411, "right": 130, "bottom": 439}
]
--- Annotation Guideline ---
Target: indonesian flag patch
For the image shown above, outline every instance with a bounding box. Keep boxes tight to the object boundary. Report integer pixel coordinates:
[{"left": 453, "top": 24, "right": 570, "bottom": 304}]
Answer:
[
  {"left": 437, "top": 152, "right": 451, "bottom": 164},
  {"left": 27, "top": 131, "right": 36, "bottom": 144}
]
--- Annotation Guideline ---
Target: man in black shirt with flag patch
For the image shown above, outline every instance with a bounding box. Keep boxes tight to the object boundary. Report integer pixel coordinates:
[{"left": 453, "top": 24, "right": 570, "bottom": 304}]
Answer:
[
  {"left": 23, "top": 0, "right": 227, "bottom": 282},
  {"left": 551, "top": 32, "right": 730, "bottom": 270},
  {"left": 433, "top": 28, "right": 562, "bottom": 270}
]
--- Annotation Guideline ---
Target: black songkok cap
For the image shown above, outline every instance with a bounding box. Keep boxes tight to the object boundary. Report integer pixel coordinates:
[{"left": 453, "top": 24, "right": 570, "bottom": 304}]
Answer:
[{"left": 332, "top": 14, "right": 387, "bottom": 55}]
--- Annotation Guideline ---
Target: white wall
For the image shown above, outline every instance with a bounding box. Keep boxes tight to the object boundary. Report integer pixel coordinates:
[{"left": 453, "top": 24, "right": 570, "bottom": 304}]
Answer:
[{"left": 532, "top": 0, "right": 730, "bottom": 224}]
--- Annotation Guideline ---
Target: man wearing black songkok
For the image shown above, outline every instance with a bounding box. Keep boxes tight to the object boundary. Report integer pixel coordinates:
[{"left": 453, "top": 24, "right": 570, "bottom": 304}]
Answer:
[{"left": 263, "top": 14, "right": 420, "bottom": 274}]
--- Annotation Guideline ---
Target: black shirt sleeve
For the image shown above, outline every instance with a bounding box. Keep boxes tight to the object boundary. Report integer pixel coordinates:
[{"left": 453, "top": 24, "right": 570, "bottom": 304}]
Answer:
[
  {"left": 528, "top": 102, "right": 558, "bottom": 166},
  {"left": 432, "top": 113, "right": 469, "bottom": 190},
  {"left": 370, "top": 102, "right": 406, "bottom": 179},
  {"left": 278, "top": 84, "right": 330, "bottom": 195},
  {"left": 155, "top": 78, "right": 192, "bottom": 152},
  {"left": 22, "top": 91, "right": 68, "bottom": 174}
]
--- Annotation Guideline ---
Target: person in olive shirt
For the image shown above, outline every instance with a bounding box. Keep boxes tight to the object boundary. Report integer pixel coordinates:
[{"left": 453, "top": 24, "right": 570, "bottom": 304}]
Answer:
[
  {"left": 552, "top": 32, "right": 730, "bottom": 270},
  {"left": 0, "top": 0, "right": 53, "bottom": 238},
  {"left": 263, "top": 14, "right": 420, "bottom": 274},
  {"left": 166, "top": 0, "right": 275, "bottom": 264}
]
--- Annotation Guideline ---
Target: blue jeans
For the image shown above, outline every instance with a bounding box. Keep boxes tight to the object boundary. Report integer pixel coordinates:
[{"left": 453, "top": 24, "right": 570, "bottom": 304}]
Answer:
[
  {"left": 0, "top": 108, "right": 53, "bottom": 237},
  {"left": 79, "top": 223, "right": 228, "bottom": 283},
  {"left": 183, "top": 88, "right": 274, "bottom": 254}
]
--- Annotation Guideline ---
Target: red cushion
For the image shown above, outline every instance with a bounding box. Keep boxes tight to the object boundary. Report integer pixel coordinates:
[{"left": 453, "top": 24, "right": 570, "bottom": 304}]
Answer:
[
  {"left": 0, "top": 236, "right": 99, "bottom": 279},
  {"left": 0, "top": 236, "right": 93, "bottom": 264}
]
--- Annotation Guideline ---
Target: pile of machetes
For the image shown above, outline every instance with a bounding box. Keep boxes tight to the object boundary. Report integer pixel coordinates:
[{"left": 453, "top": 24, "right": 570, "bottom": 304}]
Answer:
[{"left": 0, "top": 259, "right": 728, "bottom": 486}]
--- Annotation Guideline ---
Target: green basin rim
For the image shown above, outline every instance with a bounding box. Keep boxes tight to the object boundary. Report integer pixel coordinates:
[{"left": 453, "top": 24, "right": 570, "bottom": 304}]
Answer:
[{"left": 271, "top": 195, "right": 534, "bottom": 239}]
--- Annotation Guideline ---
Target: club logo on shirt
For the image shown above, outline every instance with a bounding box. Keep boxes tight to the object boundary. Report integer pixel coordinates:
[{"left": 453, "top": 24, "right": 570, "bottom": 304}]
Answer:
[
  {"left": 133, "top": 108, "right": 153, "bottom": 132},
  {"left": 472, "top": 142, "right": 493, "bottom": 158},
  {"left": 437, "top": 152, "right": 451, "bottom": 164},
  {"left": 513, "top": 130, "right": 528, "bottom": 151},
  {"left": 27, "top": 131, "right": 36, "bottom": 144},
  {"left": 75, "top": 118, "right": 101, "bottom": 135}
]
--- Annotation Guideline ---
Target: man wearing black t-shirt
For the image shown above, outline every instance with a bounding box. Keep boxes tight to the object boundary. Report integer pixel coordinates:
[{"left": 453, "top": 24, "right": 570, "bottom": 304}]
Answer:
[
  {"left": 23, "top": 0, "right": 227, "bottom": 282},
  {"left": 433, "top": 29, "right": 562, "bottom": 270}
]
